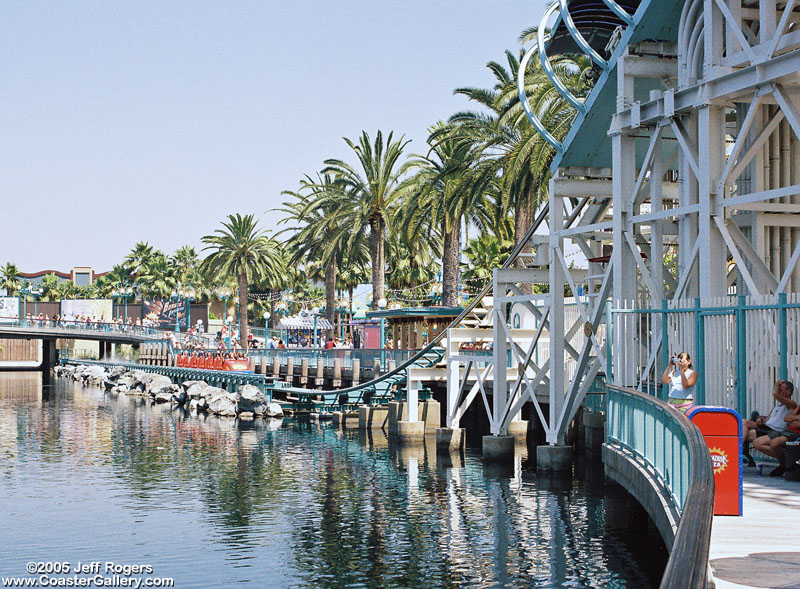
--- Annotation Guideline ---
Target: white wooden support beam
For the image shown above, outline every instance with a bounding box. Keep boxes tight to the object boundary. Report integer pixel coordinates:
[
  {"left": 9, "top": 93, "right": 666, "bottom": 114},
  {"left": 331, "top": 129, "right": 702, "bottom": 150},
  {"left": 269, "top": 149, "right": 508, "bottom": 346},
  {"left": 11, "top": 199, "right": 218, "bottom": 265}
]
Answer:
[
  {"left": 698, "top": 104, "right": 728, "bottom": 297},
  {"left": 548, "top": 175, "right": 566, "bottom": 444}
]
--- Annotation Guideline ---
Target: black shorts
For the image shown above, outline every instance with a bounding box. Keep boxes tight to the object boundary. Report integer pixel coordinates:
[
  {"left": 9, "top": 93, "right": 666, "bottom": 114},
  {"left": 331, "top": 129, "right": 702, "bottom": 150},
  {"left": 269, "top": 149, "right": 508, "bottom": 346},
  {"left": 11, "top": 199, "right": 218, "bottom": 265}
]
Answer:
[{"left": 755, "top": 426, "right": 779, "bottom": 438}]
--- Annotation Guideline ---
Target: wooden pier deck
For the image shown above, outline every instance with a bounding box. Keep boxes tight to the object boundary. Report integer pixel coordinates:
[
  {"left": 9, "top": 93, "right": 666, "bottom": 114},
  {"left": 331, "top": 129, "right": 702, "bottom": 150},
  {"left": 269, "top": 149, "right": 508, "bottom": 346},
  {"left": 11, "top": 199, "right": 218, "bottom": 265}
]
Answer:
[{"left": 709, "top": 468, "right": 800, "bottom": 589}]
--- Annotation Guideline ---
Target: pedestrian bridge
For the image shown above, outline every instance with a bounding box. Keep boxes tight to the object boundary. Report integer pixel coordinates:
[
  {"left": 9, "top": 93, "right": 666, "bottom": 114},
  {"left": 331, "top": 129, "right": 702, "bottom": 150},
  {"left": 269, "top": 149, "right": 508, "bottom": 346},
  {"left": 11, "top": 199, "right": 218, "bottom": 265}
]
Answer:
[{"left": 0, "top": 319, "right": 168, "bottom": 368}]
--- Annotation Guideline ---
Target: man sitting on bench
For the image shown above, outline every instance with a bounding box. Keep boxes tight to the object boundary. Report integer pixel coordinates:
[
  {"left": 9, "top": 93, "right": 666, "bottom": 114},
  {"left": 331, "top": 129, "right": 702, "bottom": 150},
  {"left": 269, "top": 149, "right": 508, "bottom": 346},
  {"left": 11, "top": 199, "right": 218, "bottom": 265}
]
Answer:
[
  {"left": 750, "top": 381, "right": 798, "bottom": 476},
  {"left": 742, "top": 380, "right": 796, "bottom": 468}
]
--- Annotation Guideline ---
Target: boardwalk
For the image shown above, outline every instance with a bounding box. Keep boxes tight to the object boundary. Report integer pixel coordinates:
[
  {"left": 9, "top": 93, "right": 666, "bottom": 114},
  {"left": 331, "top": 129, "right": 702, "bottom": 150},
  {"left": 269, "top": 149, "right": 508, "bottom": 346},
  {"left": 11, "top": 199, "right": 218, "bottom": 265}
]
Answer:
[{"left": 709, "top": 468, "right": 800, "bottom": 589}]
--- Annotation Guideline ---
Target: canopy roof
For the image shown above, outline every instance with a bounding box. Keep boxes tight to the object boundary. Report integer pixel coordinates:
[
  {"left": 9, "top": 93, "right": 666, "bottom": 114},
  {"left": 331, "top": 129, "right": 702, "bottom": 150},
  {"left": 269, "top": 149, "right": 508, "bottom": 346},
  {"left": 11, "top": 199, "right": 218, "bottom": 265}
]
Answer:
[{"left": 278, "top": 314, "right": 333, "bottom": 330}]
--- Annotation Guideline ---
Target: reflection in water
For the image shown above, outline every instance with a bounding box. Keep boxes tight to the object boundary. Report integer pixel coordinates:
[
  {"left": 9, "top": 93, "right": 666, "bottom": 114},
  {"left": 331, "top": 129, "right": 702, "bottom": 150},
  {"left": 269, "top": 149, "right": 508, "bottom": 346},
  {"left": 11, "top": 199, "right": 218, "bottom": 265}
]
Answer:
[{"left": 0, "top": 373, "right": 662, "bottom": 587}]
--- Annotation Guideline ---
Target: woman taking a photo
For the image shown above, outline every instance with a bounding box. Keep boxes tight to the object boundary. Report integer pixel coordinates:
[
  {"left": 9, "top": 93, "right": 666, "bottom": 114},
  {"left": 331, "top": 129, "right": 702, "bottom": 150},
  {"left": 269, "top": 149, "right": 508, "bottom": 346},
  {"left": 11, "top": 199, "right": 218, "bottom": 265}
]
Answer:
[{"left": 661, "top": 351, "right": 698, "bottom": 413}]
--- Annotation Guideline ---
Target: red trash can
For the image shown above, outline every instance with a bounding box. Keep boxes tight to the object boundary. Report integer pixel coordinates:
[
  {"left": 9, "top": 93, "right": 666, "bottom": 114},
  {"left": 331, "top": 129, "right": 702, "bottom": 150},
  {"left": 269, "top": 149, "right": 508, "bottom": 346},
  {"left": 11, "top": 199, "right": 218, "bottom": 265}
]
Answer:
[{"left": 685, "top": 406, "right": 743, "bottom": 516}]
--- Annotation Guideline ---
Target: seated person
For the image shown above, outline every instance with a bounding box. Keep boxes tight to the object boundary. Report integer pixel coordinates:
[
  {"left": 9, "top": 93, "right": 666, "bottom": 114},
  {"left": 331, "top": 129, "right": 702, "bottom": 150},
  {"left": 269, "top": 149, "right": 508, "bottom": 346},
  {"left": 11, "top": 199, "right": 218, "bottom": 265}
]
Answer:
[
  {"left": 742, "top": 380, "right": 797, "bottom": 465},
  {"left": 752, "top": 380, "right": 798, "bottom": 476},
  {"left": 757, "top": 404, "right": 800, "bottom": 478}
]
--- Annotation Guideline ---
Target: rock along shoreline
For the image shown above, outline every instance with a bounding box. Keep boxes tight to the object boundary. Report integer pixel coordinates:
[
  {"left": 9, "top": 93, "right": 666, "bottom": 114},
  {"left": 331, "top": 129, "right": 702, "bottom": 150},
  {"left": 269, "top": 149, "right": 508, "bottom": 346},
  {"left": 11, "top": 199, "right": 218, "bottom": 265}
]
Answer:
[{"left": 54, "top": 364, "right": 284, "bottom": 419}]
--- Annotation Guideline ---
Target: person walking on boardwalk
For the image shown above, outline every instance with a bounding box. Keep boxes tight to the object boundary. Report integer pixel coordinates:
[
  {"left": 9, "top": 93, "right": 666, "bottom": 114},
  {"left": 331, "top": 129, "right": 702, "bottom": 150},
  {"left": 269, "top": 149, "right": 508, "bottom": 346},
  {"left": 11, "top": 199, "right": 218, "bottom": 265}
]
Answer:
[{"left": 661, "top": 351, "right": 698, "bottom": 413}]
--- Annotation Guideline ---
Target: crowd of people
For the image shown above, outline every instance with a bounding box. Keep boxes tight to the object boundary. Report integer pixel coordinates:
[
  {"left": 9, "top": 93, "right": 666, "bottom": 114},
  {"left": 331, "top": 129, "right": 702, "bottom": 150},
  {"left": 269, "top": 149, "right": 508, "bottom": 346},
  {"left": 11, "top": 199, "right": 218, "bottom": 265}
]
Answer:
[{"left": 23, "top": 312, "right": 160, "bottom": 331}]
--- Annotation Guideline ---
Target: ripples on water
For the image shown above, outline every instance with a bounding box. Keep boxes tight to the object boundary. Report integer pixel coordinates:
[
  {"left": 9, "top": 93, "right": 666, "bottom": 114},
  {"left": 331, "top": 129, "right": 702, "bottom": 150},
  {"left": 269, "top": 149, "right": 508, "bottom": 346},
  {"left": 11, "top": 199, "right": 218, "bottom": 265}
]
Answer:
[{"left": 0, "top": 373, "right": 664, "bottom": 587}]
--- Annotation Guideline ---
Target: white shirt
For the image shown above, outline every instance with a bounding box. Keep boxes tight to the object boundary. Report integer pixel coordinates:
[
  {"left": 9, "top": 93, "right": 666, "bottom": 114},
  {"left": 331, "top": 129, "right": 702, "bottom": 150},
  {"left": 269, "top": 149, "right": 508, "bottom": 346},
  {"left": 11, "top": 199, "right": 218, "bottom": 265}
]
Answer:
[
  {"left": 765, "top": 403, "right": 790, "bottom": 430},
  {"left": 668, "top": 368, "right": 696, "bottom": 400}
]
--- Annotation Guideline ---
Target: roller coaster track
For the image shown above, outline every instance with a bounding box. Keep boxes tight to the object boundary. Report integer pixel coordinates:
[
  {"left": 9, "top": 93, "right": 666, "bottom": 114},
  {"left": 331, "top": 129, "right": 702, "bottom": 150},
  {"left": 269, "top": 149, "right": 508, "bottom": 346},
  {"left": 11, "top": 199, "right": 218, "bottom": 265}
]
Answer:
[{"left": 275, "top": 203, "right": 553, "bottom": 411}]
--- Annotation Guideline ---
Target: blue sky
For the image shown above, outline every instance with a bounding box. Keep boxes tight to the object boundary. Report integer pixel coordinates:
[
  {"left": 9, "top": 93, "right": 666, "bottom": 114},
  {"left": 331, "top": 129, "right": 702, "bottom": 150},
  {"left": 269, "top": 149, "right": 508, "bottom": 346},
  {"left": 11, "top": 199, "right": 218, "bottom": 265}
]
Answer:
[{"left": 1, "top": 1, "right": 549, "bottom": 271}]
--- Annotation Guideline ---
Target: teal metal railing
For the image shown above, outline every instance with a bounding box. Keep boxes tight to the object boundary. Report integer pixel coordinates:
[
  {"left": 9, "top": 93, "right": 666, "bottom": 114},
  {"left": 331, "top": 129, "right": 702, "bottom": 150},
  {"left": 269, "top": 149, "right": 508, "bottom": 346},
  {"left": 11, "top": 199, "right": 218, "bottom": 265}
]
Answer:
[
  {"left": 607, "top": 385, "right": 692, "bottom": 510},
  {"left": 0, "top": 317, "right": 168, "bottom": 339},
  {"left": 607, "top": 293, "right": 800, "bottom": 415},
  {"left": 606, "top": 384, "right": 714, "bottom": 588},
  {"left": 245, "top": 348, "right": 420, "bottom": 370}
]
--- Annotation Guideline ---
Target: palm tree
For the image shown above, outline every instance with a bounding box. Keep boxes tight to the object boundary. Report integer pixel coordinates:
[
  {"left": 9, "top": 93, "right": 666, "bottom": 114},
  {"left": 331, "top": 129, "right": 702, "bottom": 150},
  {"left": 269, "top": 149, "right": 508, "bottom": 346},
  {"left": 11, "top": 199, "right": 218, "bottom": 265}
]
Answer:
[
  {"left": 450, "top": 47, "right": 590, "bottom": 253},
  {"left": 322, "top": 130, "right": 410, "bottom": 307},
  {"left": 398, "top": 122, "right": 485, "bottom": 306},
  {"left": 124, "top": 242, "right": 156, "bottom": 283},
  {"left": 55, "top": 280, "right": 78, "bottom": 300},
  {"left": 40, "top": 273, "right": 61, "bottom": 301},
  {"left": 461, "top": 234, "right": 514, "bottom": 293},
  {"left": 278, "top": 173, "right": 348, "bottom": 327},
  {"left": 337, "top": 256, "right": 370, "bottom": 316},
  {"left": 171, "top": 245, "right": 199, "bottom": 283},
  {"left": 139, "top": 253, "right": 174, "bottom": 299},
  {"left": 200, "top": 214, "right": 285, "bottom": 348},
  {"left": 1, "top": 263, "right": 21, "bottom": 296},
  {"left": 384, "top": 232, "right": 438, "bottom": 300}
]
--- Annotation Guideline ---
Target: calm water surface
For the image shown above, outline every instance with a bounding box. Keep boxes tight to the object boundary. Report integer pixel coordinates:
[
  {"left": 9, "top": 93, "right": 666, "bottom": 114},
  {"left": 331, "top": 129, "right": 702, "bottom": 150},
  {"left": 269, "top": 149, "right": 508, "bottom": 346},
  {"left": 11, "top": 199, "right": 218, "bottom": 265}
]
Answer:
[{"left": 0, "top": 372, "right": 662, "bottom": 587}]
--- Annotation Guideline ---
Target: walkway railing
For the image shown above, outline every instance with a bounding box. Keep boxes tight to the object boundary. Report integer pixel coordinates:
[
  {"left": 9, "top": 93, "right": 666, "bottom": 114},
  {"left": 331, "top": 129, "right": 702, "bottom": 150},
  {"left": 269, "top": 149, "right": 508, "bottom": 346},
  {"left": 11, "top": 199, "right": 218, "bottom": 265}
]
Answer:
[
  {"left": 0, "top": 317, "right": 165, "bottom": 339},
  {"left": 606, "top": 384, "right": 714, "bottom": 589},
  {"left": 608, "top": 293, "right": 800, "bottom": 419},
  {"left": 245, "top": 348, "right": 420, "bottom": 370}
]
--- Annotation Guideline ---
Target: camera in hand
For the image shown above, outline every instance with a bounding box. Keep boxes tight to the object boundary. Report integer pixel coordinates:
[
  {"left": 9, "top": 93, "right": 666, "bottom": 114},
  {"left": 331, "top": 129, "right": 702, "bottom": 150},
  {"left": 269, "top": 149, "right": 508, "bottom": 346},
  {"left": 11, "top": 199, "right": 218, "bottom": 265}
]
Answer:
[{"left": 671, "top": 356, "right": 680, "bottom": 364}]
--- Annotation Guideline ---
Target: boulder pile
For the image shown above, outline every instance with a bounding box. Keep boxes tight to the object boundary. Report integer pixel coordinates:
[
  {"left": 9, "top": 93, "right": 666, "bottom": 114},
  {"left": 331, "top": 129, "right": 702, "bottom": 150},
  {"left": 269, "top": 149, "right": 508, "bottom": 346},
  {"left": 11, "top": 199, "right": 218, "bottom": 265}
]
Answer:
[{"left": 53, "top": 364, "right": 283, "bottom": 419}]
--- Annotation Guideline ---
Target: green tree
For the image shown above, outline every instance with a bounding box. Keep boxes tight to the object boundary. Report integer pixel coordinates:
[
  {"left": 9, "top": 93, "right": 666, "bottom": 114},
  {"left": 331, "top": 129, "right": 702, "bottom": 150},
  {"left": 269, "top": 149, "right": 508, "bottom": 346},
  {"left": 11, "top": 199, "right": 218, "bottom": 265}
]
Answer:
[
  {"left": 461, "top": 235, "right": 514, "bottom": 293},
  {"left": 39, "top": 273, "right": 61, "bottom": 301},
  {"left": 200, "top": 214, "right": 285, "bottom": 348},
  {"left": 450, "top": 46, "right": 590, "bottom": 256},
  {"left": 278, "top": 173, "right": 350, "bottom": 327},
  {"left": 322, "top": 130, "right": 410, "bottom": 308},
  {"left": 1, "top": 263, "right": 21, "bottom": 296},
  {"left": 124, "top": 242, "right": 156, "bottom": 284},
  {"left": 398, "top": 122, "right": 486, "bottom": 306}
]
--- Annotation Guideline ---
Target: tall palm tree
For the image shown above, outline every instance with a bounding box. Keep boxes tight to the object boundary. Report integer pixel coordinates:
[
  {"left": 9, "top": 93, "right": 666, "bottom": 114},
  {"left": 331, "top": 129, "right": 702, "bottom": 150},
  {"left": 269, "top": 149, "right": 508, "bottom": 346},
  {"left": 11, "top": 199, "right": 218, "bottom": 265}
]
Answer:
[
  {"left": 200, "top": 214, "right": 285, "bottom": 348},
  {"left": 278, "top": 173, "right": 349, "bottom": 326},
  {"left": 124, "top": 242, "right": 156, "bottom": 284},
  {"left": 1, "top": 263, "right": 21, "bottom": 296},
  {"left": 398, "top": 122, "right": 485, "bottom": 306},
  {"left": 322, "top": 130, "right": 410, "bottom": 307},
  {"left": 171, "top": 245, "right": 200, "bottom": 284},
  {"left": 450, "top": 47, "right": 590, "bottom": 253},
  {"left": 139, "top": 253, "right": 174, "bottom": 299}
]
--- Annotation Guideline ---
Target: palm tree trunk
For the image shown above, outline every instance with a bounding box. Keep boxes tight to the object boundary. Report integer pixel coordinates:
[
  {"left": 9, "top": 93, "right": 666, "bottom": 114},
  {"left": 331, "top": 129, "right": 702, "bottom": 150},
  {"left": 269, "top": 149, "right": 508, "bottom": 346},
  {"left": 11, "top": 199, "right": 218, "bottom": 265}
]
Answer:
[
  {"left": 348, "top": 285, "right": 354, "bottom": 315},
  {"left": 238, "top": 272, "right": 248, "bottom": 349},
  {"left": 442, "top": 220, "right": 461, "bottom": 307},
  {"left": 325, "top": 260, "right": 336, "bottom": 328},
  {"left": 370, "top": 216, "right": 385, "bottom": 308},
  {"left": 514, "top": 191, "right": 535, "bottom": 295}
]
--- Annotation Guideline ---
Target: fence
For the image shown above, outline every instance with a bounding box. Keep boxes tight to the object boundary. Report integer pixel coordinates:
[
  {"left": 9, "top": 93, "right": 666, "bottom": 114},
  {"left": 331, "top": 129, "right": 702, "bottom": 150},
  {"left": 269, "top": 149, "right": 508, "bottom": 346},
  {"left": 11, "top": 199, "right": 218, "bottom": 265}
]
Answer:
[
  {"left": 608, "top": 293, "right": 800, "bottom": 417},
  {"left": 0, "top": 317, "right": 165, "bottom": 338},
  {"left": 245, "top": 347, "right": 420, "bottom": 370}
]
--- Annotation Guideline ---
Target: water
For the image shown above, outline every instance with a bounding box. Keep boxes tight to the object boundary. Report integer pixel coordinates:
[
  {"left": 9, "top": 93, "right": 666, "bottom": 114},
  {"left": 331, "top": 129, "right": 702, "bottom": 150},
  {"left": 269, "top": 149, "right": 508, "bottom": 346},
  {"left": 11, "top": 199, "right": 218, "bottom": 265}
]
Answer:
[{"left": 0, "top": 372, "right": 664, "bottom": 587}]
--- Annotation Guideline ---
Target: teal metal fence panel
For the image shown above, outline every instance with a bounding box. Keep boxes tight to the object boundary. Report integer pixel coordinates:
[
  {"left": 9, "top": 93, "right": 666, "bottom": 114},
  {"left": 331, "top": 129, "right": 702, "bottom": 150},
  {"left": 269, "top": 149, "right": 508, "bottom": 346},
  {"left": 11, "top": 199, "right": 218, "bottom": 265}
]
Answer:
[{"left": 606, "top": 385, "right": 693, "bottom": 511}]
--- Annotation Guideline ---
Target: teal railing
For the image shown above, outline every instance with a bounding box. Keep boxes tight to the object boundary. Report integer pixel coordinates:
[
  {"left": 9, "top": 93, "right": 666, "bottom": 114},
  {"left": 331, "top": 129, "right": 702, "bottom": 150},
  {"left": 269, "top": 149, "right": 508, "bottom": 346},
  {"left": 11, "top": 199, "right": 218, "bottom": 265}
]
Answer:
[
  {"left": 0, "top": 317, "right": 168, "bottom": 339},
  {"left": 606, "top": 384, "right": 713, "bottom": 589},
  {"left": 607, "top": 293, "right": 800, "bottom": 414}
]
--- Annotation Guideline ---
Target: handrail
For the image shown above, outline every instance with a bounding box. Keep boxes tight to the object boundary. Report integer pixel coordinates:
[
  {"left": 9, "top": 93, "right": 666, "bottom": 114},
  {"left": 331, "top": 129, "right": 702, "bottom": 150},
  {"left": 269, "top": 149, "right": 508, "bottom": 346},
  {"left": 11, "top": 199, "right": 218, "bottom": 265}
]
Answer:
[
  {"left": 606, "top": 384, "right": 713, "bottom": 589},
  {"left": 0, "top": 317, "right": 165, "bottom": 338}
]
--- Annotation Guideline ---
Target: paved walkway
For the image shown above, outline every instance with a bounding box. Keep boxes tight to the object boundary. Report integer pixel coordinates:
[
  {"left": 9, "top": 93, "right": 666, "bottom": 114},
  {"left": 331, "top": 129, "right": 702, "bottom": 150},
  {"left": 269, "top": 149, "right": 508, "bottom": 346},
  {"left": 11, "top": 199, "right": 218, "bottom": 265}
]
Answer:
[{"left": 709, "top": 466, "right": 800, "bottom": 589}]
